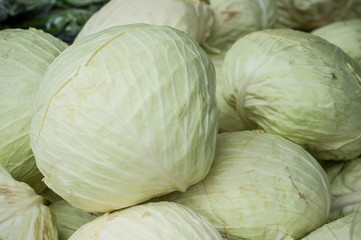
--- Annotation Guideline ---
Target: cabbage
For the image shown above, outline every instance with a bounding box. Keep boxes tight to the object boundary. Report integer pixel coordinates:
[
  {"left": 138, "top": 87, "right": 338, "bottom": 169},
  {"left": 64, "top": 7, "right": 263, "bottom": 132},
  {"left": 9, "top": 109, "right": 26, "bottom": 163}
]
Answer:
[
  {"left": 221, "top": 28, "right": 361, "bottom": 161},
  {"left": 69, "top": 201, "right": 223, "bottom": 240},
  {"left": 49, "top": 200, "right": 101, "bottom": 240},
  {"left": 324, "top": 158, "right": 361, "bottom": 220},
  {"left": 159, "top": 131, "right": 331, "bottom": 239},
  {"left": 302, "top": 212, "right": 361, "bottom": 240},
  {"left": 312, "top": 19, "right": 361, "bottom": 66},
  {"left": 274, "top": 0, "right": 353, "bottom": 31},
  {"left": 0, "top": 28, "right": 68, "bottom": 193},
  {"left": 0, "top": 164, "right": 57, "bottom": 240},
  {"left": 30, "top": 23, "right": 220, "bottom": 212},
  {"left": 203, "top": 0, "right": 278, "bottom": 54},
  {"left": 209, "top": 54, "right": 246, "bottom": 132},
  {"left": 75, "top": 0, "right": 214, "bottom": 44}
]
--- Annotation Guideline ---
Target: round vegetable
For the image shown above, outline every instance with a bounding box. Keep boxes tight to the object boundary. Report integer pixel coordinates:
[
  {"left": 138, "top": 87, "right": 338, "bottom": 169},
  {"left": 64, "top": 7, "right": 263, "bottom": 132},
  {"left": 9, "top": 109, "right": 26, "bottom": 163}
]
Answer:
[
  {"left": 30, "top": 23, "right": 220, "bottom": 212},
  {"left": 0, "top": 28, "right": 68, "bottom": 193},
  {"left": 204, "top": 0, "right": 278, "bottom": 54},
  {"left": 221, "top": 28, "right": 361, "bottom": 161},
  {"left": 161, "top": 131, "right": 331, "bottom": 239},
  {"left": 75, "top": 0, "right": 214, "bottom": 44},
  {"left": 69, "top": 201, "right": 223, "bottom": 240},
  {"left": 274, "top": 0, "right": 353, "bottom": 31},
  {"left": 0, "top": 164, "right": 57, "bottom": 240},
  {"left": 312, "top": 19, "right": 361, "bottom": 66}
]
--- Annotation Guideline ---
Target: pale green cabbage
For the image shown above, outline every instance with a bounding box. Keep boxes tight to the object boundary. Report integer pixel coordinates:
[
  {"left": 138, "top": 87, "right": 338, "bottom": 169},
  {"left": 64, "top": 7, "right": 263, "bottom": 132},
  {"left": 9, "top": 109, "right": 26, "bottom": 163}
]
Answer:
[
  {"left": 0, "top": 164, "right": 57, "bottom": 240},
  {"left": 159, "top": 131, "right": 331, "bottom": 240},
  {"left": 274, "top": 0, "right": 353, "bottom": 31},
  {"left": 203, "top": 0, "right": 278, "bottom": 54},
  {"left": 312, "top": 19, "right": 361, "bottom": 66},
  {"left": 302, "top": 212, "right": 361, "bottom": 240},
  {"left": 69, "top": 201, "right": 223, "bottom": 240},
  {"left": 49, "top": 200, "right": 101, "bottom": 240},
  {"left": 221, "top": 28, "right": 361, "bottom": 161},
  {"left": 324, "top": 158, "right": 361, "bottom": 220},
  {"left": 209, "top": 54, "right": 246, "bottom": 132},
  {"left": 75, "top": 0, "right": 214, "bottom": 43},
  {"left": 30, "top": 23, "right": 220, "bottom": 212},
  {"left": 0, "top": 28, "right": 68, "bottom": 193}
]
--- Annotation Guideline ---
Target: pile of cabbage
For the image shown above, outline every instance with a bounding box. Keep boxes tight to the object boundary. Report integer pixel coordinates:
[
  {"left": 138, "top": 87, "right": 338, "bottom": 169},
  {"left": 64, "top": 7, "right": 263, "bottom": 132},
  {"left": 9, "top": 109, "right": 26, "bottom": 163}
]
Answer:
[{"left": 1, "top": 0, "right": 361, "bottom": 239}]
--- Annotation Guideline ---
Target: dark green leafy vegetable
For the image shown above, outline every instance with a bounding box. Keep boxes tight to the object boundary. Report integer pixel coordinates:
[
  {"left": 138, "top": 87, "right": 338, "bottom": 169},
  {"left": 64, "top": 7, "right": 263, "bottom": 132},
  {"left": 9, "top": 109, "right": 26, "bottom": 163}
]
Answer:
[
  {"left": 0, "top": 0, "right": 109, "bottom": 43},
  {"left": 0, "top": 0, "right": 55, "bottom": 19}
]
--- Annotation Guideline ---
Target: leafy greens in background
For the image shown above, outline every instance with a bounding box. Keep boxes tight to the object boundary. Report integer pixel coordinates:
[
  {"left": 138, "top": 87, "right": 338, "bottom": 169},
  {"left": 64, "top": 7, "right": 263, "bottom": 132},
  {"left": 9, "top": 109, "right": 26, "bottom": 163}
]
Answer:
[{"left": 0, "top": 0, "right": 109, "bottom": 43}]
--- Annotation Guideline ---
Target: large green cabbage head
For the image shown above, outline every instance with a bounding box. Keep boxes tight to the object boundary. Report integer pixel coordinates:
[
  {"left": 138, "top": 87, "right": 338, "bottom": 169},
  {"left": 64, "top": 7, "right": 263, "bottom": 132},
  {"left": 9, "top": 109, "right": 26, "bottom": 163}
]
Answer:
[
  {"left": 30, "top": 23, "right": 220, "bottom": 212},
  {"left": 312, "top": 19, "right": 361, "bottom": 66},
  {"left": 203, "top": 0, "right": 278, "bottom": 54},
  {"left": 0, "top": 164, "right": 57, "bottom": 240},
  {"left": 0, "top": 28, "right": 67, "bottom": 193},
  {"left": 221, "top": 28, "right": 361, "bottom": 161},
  {"left": 69, "top": 201, "right": 223, "bottom": 240},
  {"left": 274, "top": 0, "right": 353, "bottom": 30},
  {"left": 75, "top": 0, "right": 214, "bottom": 44},
  {"left": 160, "top": 131, "right": 331, "bottom": 239}
]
